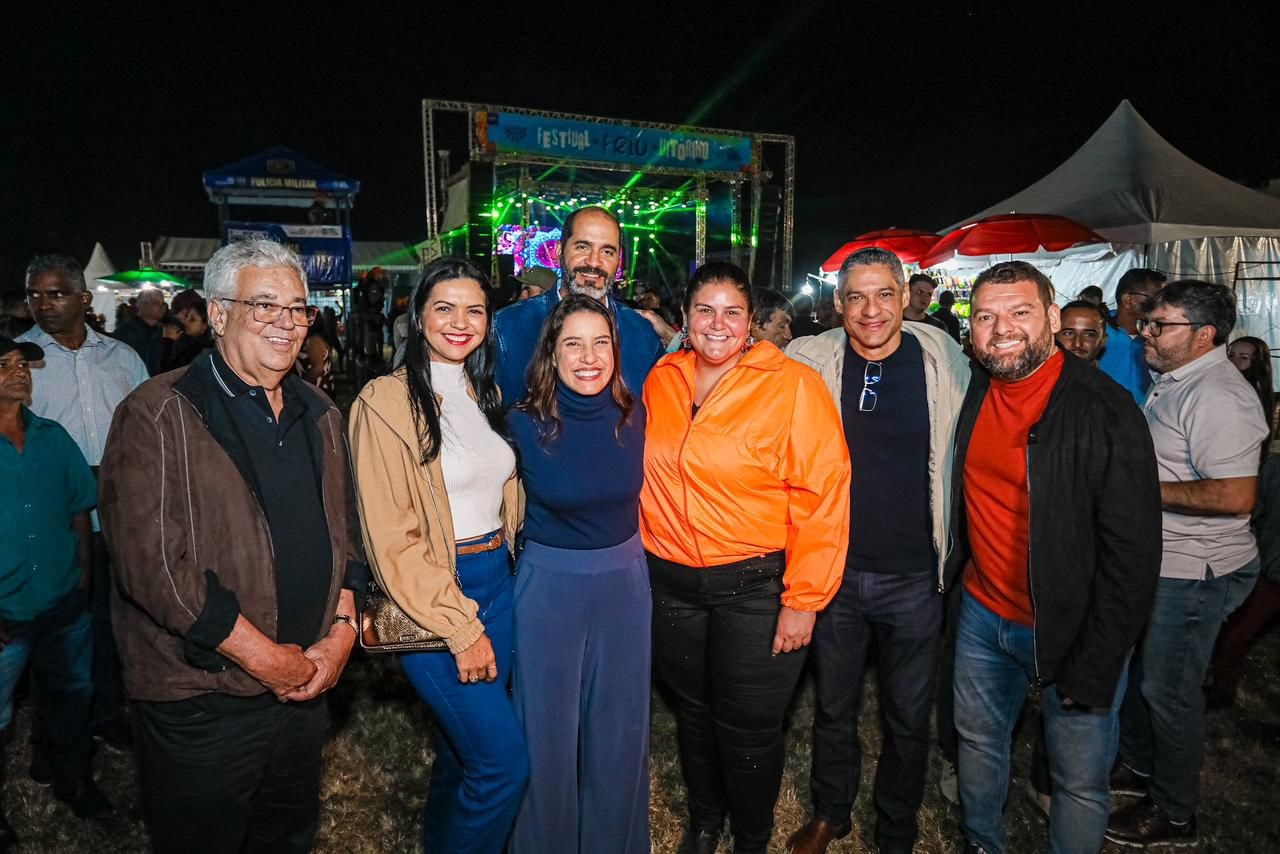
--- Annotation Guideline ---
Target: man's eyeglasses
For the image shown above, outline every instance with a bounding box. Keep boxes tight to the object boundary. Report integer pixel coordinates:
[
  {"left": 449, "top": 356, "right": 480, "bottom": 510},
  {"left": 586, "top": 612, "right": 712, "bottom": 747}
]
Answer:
[
  {"left": 860, "top": 361, "right": 882, "bottom": 413},
  {"left": 219, "top": 299, "right": 319, "bottom": 326},
  {"left": 1135, "top": 318, "right": 1196, "bottom": 338}
]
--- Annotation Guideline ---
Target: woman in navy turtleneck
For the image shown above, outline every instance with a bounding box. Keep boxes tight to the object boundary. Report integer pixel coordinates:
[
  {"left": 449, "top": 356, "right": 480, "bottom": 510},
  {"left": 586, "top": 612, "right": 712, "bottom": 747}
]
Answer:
[{"left": 505, "top": 295, "right": 649, "bottom": 854}]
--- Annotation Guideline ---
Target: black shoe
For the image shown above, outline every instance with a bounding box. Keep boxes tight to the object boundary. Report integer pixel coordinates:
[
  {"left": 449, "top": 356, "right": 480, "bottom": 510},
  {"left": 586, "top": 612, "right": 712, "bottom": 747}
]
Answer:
[
  {"left": 0, "top": 812, "right": 17, "bottom": 851},
  {"left": 53, "top": 777, "right": 114, "bottom": 819},
  {"left": 92, "top": 717, "right": 133, "bottom": 753},
  {"left": 1105, "top": 797, "right": 1197, "bottom": 848},
  {"left": 964, "top": 843, "right": 992, "bottom": 854},
  {"left": 1109, "top": 760, "right": 1150, "bottom": 797},
  {"left": 1204, "top": 684, "right": 1237, "bottom": 711},
  {"left": 677, "top": 826, "right": 721, "bottom": 854},
  {"left": 28, "top": 745, "right": 52, "bottom": 786}
]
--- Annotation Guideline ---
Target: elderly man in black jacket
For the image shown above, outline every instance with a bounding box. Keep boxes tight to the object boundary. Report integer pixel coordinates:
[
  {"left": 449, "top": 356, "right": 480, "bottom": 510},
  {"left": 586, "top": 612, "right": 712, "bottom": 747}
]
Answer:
[{"left": 946, "top": 262, "right": 1161, "bottom": 854}]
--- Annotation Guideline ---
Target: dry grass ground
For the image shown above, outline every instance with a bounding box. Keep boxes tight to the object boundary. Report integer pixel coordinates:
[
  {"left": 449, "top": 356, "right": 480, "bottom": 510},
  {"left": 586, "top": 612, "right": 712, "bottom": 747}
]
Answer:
[{"left": 2, "top": 625, "right": 1277, "bottom": 853}]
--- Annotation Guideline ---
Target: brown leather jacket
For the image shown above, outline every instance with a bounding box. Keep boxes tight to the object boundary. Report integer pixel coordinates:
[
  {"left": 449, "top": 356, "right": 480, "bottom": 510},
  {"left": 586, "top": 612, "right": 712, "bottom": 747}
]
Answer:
[
  {"left": 348, "top": 371, "right": 522, "bottom": 654},
  {"left": 99, "top": 354, "right": 364, "bottom": 702}
]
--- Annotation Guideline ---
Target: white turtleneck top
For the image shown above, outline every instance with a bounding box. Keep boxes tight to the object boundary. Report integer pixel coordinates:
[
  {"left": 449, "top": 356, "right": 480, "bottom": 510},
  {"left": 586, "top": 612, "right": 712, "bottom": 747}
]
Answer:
[{"left": 429, "top": 361, "right": 516, "bottom": 540}]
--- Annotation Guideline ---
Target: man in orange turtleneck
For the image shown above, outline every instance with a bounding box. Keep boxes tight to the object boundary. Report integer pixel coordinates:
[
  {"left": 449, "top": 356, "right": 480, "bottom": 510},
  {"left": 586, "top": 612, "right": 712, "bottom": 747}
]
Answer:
[{"left": 945, "top": 262, "right": 1162, "bottom": 854}]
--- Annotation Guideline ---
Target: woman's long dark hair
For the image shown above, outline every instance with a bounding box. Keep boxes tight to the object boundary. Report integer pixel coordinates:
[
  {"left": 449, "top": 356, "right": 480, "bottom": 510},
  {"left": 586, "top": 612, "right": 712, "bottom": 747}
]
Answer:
[
  {"left": 1231, "top": 336, "right": 1275, "bottom": 443},
  {"left": 516, "top": 294, "right": 633, "bottom": 444},
  {"left": 403, "top": 257, "right": 506, "bottom": 465}
]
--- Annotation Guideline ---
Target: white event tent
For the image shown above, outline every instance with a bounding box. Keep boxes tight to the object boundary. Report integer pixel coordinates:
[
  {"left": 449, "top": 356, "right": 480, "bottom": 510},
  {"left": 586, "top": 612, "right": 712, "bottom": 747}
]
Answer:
[
  {"left": 950, "top": 100, "right": 1280, "bottom": 342},
  {"left": 83, "top": 242, "right": 122, "bottom": 331}
]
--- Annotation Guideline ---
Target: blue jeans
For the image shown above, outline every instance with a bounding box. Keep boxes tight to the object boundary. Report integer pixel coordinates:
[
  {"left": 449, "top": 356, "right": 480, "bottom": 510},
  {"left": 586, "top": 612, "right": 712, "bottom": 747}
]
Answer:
[
  {"left": 954, "top": 591, "right": 1127, "bottom": 854},
  {"left": 1118, "top": 558, "right": 1260, "bottom": 821},
  {"left": 0, "top": 586, "right": 94, "bottom": 783},
  {"left": 809, "top": 569, "right": 941, "bottom": 854},
  {"left": 400, "top": 533, "right": 529, "bottom": 854}
]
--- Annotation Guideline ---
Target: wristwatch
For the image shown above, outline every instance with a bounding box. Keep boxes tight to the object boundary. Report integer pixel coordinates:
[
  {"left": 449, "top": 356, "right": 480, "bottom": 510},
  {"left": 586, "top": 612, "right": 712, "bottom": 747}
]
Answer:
[{"left": 333, "top": 613, "right": 357, "bottom": 635}]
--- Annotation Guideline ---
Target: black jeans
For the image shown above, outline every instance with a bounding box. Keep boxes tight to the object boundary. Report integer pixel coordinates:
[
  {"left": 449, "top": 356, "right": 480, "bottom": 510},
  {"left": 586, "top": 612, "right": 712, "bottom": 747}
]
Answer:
[
  {"left": 90, "top": 532, "right": 124, "bottom": 729},
  {"left": 937, "top": 581, "right": 962, "bottom": 764},
  {"left": 810, "top": 568, "right": 941, "bottom": 854},
  {"left": 135, "top": 696, "right": 328, "bottom": 854},
  {"left": 649, "top": 551, "right": 806, "bottom": 853}
]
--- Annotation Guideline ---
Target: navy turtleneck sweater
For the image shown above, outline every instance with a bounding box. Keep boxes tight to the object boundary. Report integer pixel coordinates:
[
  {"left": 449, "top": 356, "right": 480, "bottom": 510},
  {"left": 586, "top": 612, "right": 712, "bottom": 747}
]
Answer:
[{"left": 507, "top": 382, "right": 646, "bottom": 550}]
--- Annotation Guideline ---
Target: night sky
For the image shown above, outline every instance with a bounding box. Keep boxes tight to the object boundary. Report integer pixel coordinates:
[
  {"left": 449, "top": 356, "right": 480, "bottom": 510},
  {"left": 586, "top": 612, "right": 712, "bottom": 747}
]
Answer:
[{"left": 5, "top": 4, "right": 1279, "bottom": 292}]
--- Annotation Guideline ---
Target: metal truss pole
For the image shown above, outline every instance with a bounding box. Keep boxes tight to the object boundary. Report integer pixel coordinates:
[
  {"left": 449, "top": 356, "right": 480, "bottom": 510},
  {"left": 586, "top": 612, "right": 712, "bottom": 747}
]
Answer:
[
  {"left": 782, "top": 138, "right": 795, "bottom": 288},
  {"left": 729, "top": 180, "right": 740, "bottom": 268},
  {"left": 748, "top": 177, "right": 763, "bottom": 281},
  {"left": 695, "top": 176, "right": 707, "bottom": 268},
  {"left": 422, "top": 101, "right": 437, "bottom": 241}
]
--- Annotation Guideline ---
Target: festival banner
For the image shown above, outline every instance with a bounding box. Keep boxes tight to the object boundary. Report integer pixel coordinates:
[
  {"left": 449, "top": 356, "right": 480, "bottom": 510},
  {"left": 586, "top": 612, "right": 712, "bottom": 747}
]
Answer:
[
  {"left": 224, "top": 222, "right": 353, "bottom": 286},
  {"left": 476, "top": 111, "right": 755, "bottom": 174}
]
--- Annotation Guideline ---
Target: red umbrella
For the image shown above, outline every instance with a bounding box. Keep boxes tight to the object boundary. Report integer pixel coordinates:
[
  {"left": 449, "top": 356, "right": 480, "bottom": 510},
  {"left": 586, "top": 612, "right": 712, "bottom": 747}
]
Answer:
[
  {"left": 919, "top": 213, "right": 1106, "bottom": 270},
  {"left": 820, "top": 228, "right": 940, "bottom": 272}
]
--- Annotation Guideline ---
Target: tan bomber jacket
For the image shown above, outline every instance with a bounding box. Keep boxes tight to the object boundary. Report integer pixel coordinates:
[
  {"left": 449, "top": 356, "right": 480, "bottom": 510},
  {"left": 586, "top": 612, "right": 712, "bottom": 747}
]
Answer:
[{"left": 348, "top": 370, "right": 522, "bottom": 654}]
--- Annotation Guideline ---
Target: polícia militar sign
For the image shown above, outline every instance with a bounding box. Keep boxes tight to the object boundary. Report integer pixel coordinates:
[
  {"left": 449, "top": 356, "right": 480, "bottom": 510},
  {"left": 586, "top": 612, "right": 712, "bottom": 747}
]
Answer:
[
  {"left": 477, "top": 111, "right": 755, "bottom": 174},
  {"left": 224, "top": 222, "right": 353, "bottom": 286}
]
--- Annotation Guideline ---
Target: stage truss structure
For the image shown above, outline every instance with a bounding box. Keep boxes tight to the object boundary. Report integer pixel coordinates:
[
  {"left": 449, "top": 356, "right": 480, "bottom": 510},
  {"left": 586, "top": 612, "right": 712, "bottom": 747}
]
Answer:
[{"left": 422, "top": 99, "right": 796, "bottom": 292}]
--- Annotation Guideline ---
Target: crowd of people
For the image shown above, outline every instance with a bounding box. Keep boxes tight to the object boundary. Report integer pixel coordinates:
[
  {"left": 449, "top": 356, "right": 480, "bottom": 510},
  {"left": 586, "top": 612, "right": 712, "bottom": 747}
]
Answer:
[{"left": 0, "top": 203, "right": 1275, "bottom": 854}]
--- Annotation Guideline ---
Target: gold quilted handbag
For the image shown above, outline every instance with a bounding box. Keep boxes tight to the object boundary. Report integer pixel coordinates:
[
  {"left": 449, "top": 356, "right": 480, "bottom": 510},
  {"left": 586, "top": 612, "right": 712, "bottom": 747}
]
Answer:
[{"left": 359, "top": 580, "right": 449, "bottom": 653}]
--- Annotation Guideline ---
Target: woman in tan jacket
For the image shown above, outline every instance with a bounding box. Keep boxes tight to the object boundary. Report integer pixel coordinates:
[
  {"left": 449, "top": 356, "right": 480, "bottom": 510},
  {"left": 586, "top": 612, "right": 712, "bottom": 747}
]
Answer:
[{"left": 349, "top": 258, "right": 527, "bottom": 854}]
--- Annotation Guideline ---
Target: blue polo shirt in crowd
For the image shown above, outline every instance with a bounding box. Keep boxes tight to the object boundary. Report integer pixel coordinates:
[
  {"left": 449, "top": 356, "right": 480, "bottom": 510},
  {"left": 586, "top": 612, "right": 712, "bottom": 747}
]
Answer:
[
  {"left": 1098, "top": 316, "right": 1152, "bottom": 404},
  {"left": 0, "top": 407, "right": 97, "bottom": 622}
]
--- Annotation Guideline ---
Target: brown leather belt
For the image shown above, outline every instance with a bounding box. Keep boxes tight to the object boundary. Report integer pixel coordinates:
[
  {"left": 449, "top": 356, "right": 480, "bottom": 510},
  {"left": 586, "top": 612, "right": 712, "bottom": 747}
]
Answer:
[{"left": 456, "top": 530, "right": 506, "bottom": 556}]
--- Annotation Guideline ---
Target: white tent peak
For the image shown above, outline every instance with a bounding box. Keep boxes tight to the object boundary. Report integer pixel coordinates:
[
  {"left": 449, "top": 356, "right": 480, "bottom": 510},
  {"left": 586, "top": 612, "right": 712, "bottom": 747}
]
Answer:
[
  {"left": 949, "top": 100, "right": 1280, "bottom": 243},
  {"left": 83, "top": 242, "right": 118, "bottom": 284}
]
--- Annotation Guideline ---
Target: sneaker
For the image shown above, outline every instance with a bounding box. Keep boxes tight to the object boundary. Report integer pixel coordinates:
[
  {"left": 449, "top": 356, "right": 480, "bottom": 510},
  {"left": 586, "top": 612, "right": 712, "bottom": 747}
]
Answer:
[
  {"left": 1024, "top": 778, "right": 1051, "bottom": 817},
  {"left": 1105, "top": 797, "right": 1197, "bottom": 848},
  {"left": 28, "top": 745, "right": 52, "bottom": 786},
  {"left": 1109, "top": 760, "right": 1150, "bottom": 797},
  {"left": 92, "top": 717, "right": 133, "bottom": 753},
  {"left": 939, "top": 759, "right": 959, "bottom": 805},
  {"left": 53, "top": 777, "right": 114, "bottom": 820}
]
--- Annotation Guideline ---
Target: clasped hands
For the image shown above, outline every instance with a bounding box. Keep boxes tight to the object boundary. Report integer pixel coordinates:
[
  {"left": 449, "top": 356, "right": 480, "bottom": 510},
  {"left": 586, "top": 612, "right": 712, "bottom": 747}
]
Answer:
[{"left": 239, "top": 625, "right": 355, "bottom": 703}]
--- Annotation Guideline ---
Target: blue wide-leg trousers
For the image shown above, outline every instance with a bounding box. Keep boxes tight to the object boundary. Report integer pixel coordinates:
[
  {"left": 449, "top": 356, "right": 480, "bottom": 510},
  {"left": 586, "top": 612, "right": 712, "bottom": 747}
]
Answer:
[{"left": 511, "top": 532, "right": 652, "bottom": 854}]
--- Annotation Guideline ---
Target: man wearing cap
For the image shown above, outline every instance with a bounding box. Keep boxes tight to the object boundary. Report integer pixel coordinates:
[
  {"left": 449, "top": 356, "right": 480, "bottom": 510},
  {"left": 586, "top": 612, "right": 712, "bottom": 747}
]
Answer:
[
  {"left": 18, "top": 254, "right": 148, "bottom": 757},
  {"left": 492, "top": 205, "right": 665, "bottom": 405},
  {"left": 0, "top": 336, "right": 112, "bottom": 835},
  {"left": 515, "top": 266, "right": 555, "bottom": 302}
]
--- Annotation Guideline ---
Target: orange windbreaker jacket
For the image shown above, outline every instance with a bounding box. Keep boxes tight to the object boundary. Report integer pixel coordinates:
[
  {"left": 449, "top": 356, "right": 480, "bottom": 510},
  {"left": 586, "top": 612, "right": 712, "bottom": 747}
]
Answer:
[{"left": 639, "top": 343, "right": 851, "bottom": 611}]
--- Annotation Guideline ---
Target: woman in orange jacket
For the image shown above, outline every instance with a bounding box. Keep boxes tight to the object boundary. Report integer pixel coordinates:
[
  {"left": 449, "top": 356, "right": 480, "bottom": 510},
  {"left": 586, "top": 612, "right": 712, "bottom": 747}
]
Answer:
[{"left": 640, "top": 262, "right": 851, "bottom": 854}]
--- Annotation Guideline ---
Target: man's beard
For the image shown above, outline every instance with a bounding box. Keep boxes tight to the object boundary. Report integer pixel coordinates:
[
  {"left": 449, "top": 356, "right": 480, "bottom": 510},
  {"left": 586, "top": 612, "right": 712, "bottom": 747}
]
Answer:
[
  {"left": 564, "top": 266, "right": 611, "bottom": 301},
  {"left": 976, "top": 327, "right": 1056, "bottom": 381},
  {"left": 1144, "top": 338, "right": 1192, "bottom": 374}
]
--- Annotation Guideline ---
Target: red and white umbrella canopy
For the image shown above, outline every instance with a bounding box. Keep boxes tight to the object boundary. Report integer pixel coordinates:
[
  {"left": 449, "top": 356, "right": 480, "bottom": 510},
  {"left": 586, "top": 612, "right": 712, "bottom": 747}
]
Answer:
[
  {"left": 820, "top": 228, "right": 940, "bottom": 272},
  {"left": 920, "top": 213, "right": 1110, "bottom": 270}
]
